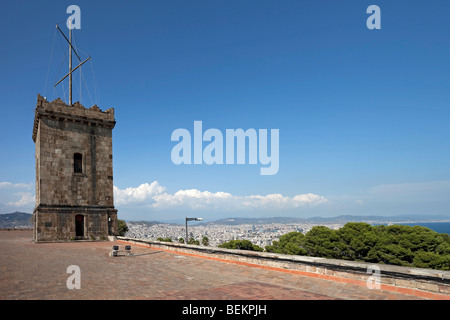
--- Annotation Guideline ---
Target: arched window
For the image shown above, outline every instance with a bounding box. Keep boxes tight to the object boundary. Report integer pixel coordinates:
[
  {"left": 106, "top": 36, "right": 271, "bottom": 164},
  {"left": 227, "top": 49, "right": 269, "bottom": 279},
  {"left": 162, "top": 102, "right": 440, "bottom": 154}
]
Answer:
[{"left": 74, "top": 153, "right": 82, "bottom": 173}]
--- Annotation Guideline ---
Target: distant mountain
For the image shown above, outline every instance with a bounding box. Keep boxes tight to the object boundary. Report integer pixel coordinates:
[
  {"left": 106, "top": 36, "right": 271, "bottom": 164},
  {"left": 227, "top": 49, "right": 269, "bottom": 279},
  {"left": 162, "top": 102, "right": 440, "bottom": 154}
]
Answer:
[
  {"left": 201, "top": 217, "right": 305, "bottom": 226},
  {"left": 0, "top": 212, "right": 32, "bottom": 229},
  {"left": 198, "top": 214, "right": 450, "bottom": 226}
]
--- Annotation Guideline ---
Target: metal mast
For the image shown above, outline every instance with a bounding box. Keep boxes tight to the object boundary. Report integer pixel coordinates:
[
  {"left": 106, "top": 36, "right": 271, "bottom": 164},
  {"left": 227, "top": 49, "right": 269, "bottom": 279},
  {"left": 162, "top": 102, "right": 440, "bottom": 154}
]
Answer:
[
  {"left": 54, "top": 23, "right": 91, "bottom": 106},
  {"left": 69, "top": 26, "right": 72, "bottom": 105}
]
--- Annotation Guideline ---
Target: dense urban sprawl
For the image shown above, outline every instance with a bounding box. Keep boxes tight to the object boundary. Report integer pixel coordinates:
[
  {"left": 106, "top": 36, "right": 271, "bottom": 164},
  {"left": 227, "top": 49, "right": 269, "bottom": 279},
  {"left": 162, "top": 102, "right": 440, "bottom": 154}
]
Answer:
[{"left": 124, "top": 222, "right": 344, "bottom": 248}]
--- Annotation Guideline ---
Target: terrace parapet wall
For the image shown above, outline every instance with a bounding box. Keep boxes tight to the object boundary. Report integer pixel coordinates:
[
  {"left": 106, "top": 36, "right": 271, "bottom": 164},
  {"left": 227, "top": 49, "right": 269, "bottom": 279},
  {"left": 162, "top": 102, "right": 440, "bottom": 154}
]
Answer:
[{"left": 118, "top": 236, "right": 450, "bottom": 299}]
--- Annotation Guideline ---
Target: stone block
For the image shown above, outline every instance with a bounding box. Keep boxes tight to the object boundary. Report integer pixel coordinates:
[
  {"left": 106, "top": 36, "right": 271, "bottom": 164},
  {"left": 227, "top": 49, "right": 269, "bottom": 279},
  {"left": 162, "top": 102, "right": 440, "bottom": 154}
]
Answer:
[
  {"left": 438, "top": 284, "right": 450, "bottom": 295},
  {"left": 395, "top": 278, "right": 416, "bottom": 289},
  {"left": 416, "top": 282, "right": 439, "bottom": 293}
]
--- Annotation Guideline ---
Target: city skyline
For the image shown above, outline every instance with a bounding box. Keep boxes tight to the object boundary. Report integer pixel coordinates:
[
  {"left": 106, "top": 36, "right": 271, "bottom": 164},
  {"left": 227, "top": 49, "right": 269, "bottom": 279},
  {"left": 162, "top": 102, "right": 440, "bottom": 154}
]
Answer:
[
  {"left": 124, "top": 221, "right": 342, "bottom": 248},
  {"left": 1, "top": 1, "right": 450, "bottom": 222}
]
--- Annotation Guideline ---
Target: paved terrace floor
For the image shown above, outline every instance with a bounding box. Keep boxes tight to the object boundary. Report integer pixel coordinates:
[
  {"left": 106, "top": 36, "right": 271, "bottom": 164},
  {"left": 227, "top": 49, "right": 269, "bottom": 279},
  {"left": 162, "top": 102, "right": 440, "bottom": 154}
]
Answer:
[{"left": 0, "top": 230, "right": 425, "bottom": 300}]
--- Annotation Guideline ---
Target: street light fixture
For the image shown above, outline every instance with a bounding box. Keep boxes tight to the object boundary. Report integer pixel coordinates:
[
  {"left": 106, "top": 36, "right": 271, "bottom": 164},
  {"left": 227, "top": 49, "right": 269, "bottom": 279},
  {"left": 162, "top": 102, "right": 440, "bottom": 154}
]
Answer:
[{"left": 185, "top": 217, "right": 203, "bottom": 244}]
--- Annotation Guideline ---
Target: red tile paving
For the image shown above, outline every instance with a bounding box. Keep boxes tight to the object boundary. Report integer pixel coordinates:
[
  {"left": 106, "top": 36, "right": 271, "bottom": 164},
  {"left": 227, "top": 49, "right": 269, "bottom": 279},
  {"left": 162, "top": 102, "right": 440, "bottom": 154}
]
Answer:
[{"left": 0, "top": 230, "right": 427, "bottom": 300}]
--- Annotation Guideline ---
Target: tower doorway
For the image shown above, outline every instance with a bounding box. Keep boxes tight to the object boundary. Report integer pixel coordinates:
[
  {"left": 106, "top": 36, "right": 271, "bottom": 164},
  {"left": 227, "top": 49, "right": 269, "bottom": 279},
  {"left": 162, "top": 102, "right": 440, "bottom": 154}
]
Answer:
[{"left": 75, "top": 214, "right": 84, "bottom": 237}]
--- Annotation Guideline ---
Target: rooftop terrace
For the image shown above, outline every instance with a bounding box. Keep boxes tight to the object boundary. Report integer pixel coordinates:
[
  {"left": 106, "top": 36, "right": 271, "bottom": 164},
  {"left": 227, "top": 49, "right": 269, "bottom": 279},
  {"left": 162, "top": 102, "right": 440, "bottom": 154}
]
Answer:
[{"left": 0, "top": 230, "right": 445, "bottom": 301}]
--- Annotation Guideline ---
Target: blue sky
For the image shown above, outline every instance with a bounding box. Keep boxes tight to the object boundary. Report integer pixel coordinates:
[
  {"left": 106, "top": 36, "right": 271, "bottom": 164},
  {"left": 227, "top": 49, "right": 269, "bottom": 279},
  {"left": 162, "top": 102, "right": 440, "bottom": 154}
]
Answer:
[{"left": 0, "top": 1, "right": 449, "bottom": 222}]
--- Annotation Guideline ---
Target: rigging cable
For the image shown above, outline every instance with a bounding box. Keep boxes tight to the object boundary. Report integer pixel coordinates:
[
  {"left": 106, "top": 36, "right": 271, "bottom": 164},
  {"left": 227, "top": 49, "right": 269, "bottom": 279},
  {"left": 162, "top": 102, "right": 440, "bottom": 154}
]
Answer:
[{"left": 43, "top": 27, "right": 57, "bottom": 98}]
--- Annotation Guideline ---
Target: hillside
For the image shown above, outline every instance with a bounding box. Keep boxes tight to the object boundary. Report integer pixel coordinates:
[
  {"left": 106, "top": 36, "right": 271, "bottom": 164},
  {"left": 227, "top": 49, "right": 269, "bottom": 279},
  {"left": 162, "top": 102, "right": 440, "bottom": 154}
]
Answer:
[{"left": 0, "top": 212, "right": 32, "bottom": 229}]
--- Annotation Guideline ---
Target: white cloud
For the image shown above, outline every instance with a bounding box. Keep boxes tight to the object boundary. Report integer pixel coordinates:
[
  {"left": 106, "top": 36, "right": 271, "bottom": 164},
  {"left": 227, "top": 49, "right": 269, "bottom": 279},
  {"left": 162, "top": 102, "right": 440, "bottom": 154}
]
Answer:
[
  {"left": 0, "top": 182, "right": 32, "bottom": 189},
  {"left": 7, "top": 193, "right": 35, "bottom": 207},
  {"left": 113, "top": 181, "right": 165, "bottom": 205},
  {"left": 113, "top": 181, "right": 327, "bottom": 211},
  {"left": 153, "top": 189, "right": 235, "bottom": 210},
  {"left": 0, "top": 182, "right": 34, "bottom": 212},
  {"left": 241, "top": 193, "right": 327, "bottom": 210}
]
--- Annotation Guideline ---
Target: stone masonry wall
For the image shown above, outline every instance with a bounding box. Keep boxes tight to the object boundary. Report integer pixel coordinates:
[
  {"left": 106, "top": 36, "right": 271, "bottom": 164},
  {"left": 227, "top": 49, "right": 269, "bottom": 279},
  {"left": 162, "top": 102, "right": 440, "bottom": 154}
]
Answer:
[
  {"left": 32, "top": 95, "right": 118, "bottom": 242},
  {"left": 33, "top": 95, "right": 115, "bottom": 207}
]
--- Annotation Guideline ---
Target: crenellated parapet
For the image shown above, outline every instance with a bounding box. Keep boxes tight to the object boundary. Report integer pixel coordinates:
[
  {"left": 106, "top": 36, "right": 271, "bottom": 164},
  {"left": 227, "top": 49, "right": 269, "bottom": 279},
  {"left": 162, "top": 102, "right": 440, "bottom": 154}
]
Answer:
[{"left": 33, "top": 94, "right": 116, "bottom": 142}]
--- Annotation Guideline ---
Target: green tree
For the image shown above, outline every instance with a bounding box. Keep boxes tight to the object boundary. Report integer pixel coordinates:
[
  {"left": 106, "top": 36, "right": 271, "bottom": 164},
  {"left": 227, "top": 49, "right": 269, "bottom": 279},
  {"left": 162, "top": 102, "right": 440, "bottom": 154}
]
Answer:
[
  {"left": 202, "top": 236, "right": 209, "bottom": 246},
  {"left": 337, "top": 223, "right": 376, "bottom": 261},
  {"left": 413, "top": 250, "right": 449, "bottom": 270},
  {"left": 302, "top": 226, "right": 340, "bottom": 259},
  {"left": 440, "top": 233, "right": 450, "bottom": 246},
  {"left": 218, "top": 239, "right": 263, "bottom": 251},
  {"left": 263, "top": 222, "right": 450, "bottom": 270},
  {"left": 266, "top": 231, "right": 307, "bottom": 255},
  {"left": 369, "top": 224, "right": 449, "bottom": 268},
  {"left": 178, "top": 237, "right": 185, "bottom": 243},
  {"left": 188, "top": 237, "right": 200, "bottom": 245},
  {"left": 117, "top": 219, "right": 128, "bottom": 236}
]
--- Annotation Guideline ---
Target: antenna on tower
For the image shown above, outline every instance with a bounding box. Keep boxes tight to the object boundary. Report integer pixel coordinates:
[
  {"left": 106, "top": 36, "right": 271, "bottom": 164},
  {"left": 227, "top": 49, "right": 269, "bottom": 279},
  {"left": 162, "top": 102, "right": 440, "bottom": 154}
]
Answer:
[{"left": 54, "top": 22, "right": 91, "bottom": 105}]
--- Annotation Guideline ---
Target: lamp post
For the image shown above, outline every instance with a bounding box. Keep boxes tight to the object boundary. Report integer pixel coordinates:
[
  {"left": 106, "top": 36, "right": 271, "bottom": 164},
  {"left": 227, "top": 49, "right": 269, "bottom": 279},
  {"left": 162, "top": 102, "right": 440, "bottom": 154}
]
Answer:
[{"left": 185, "top": 217, "right": 203, "bottom": 244}]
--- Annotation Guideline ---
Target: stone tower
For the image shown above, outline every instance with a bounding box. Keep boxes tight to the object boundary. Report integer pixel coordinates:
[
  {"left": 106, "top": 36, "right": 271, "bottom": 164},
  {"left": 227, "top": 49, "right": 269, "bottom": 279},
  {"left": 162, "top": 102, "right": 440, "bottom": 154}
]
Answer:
[{"left": 32, "top": 94, "right": 118, "bottom": 242}]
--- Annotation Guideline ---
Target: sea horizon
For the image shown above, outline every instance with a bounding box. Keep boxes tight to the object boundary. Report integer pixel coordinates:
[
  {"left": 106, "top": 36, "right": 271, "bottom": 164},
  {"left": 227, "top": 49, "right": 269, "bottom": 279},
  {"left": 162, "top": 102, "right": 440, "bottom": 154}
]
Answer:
[{"left": 396, "top": 222, "right": 450, "bottom": 235}]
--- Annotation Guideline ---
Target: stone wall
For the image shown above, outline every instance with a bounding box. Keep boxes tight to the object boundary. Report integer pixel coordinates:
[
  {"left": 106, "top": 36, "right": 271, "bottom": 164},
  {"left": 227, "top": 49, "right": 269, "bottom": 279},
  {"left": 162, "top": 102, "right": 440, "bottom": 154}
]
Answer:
[
  {"left": 33, "top": 95, "right": 115, "bottom": 207},
  {"left": 32, "top": 95, "right": 118, "bottom": 242},
  {"left": 33, "top": 206, "right": 117, "bottom": 241},
  {"left": 118, "top": 237, "right": 450, "bottom": 299}
]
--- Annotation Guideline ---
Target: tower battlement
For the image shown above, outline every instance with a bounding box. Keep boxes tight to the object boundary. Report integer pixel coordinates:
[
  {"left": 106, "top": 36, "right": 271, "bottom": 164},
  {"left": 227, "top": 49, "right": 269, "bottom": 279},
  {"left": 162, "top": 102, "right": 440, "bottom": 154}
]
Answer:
[{"left": 33, "top": 94, "right": 115, "bottom": 143}]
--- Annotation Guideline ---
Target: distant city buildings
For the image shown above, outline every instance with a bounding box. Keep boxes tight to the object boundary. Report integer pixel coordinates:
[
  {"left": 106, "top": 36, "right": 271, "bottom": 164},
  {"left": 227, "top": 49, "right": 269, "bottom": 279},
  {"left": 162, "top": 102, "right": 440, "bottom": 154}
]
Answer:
[{"left": 124, "top": 222, "right": 344, "bottom": 248}]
